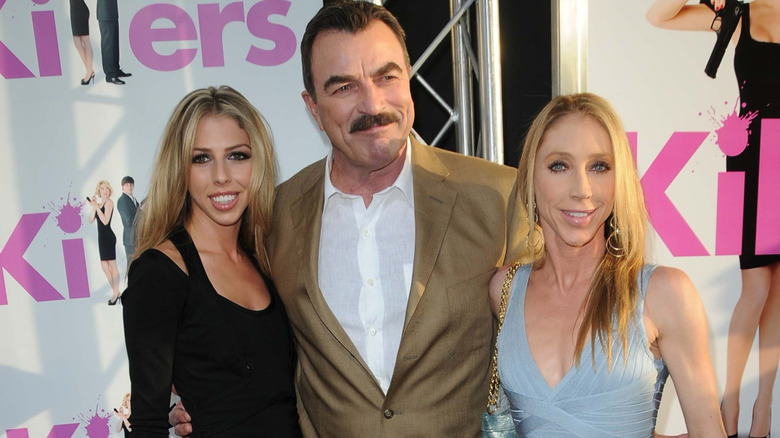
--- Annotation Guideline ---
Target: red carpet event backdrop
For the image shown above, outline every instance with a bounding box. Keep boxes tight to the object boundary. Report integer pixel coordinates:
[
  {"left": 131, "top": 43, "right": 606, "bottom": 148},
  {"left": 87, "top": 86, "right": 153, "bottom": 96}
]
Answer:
[
  {"left": 589, "top": 1, "right": 779, "bottom": 434},
  {"left": 0, "top": 1, "right": 324, "bottom": 436},
  {"left": 1, "top": 0, "right": 778, "bottom": 436}
]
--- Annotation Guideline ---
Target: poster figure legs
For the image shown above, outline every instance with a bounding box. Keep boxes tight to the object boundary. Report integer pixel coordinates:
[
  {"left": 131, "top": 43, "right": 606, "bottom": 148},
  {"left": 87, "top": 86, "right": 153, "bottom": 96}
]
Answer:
[
  {"left": 721, "top": 262, "right": 780, "bottom": 437},
  {"left": 69, "top": 0, "right": 93, "bottom": 84},
  {"left": 101, "top": 259, "right": 121, "bottom": 303},
  {"left": 755, "top": 270, "right": 780, "bottom": 437},
  {"left": 99, "top": 19, "right": 119, "bottom": 83},
  {"left": 72, "top": 36, "right": 94, "bottom": 84}
]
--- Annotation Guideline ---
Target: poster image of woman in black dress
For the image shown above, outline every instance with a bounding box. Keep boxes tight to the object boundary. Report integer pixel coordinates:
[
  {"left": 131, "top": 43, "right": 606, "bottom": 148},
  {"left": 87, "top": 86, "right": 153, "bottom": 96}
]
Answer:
[
  {"left": 87, "top": 180, "right": 121, "bottom": 305},
  {"left": 69, "top": 0, "right": 94, "bottom": 85},
  {"left": 647, "top": 1, "right": 780, "bottom": 437}
]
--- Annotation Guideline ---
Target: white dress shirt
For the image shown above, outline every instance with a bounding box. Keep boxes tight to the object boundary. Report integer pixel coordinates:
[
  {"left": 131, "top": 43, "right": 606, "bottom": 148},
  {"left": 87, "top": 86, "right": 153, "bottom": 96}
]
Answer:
[{"left": 318, "top": 142, "right": 415, "bottom": 394}]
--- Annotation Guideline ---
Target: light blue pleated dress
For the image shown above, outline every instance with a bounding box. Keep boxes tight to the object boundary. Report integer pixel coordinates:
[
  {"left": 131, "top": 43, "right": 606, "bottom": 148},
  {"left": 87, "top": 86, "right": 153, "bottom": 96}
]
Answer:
[{"left": 497, "top": 264, "right": 669, "bottom": 438}]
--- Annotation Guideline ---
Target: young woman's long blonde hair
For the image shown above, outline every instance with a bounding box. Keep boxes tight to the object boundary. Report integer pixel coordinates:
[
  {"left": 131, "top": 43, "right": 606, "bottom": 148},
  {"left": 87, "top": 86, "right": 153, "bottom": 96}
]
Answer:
[
  {"left": 133, "top": 86, "right": 276, "bottom": 274},
  {"left": 517, "top": 93, "right": 648, "bottom": 367}
]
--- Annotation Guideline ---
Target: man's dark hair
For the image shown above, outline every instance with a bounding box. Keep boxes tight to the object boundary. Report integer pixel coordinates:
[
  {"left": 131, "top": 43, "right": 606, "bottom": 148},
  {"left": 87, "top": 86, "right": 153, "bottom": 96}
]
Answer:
[
  {"left": 301, "top": 0, "right": 410, "bottom": 101},
  {"left": 121, "top": 176, "right": 134, "bottom": 186}
]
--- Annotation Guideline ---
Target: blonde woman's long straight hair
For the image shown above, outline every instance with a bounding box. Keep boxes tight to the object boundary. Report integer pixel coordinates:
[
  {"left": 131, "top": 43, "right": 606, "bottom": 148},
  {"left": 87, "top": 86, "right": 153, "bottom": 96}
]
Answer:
[
  {"left": 133, "top": 86, "right": 276, "bottom": 275},
  {"left": 517, "top": 93, "right": 647, "bottom": 368}
]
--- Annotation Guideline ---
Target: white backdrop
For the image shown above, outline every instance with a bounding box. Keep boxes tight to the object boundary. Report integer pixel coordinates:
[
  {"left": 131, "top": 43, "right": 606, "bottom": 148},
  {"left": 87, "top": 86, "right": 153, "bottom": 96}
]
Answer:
[
  {"left": 589, "top": 1, "right": 779, "bottom": 435},
  {"left": 0, "top": 1, "right": 324, "bottom": 436},
  {"left": 3, "top": 0, "right": 777, "bottom": 436}
]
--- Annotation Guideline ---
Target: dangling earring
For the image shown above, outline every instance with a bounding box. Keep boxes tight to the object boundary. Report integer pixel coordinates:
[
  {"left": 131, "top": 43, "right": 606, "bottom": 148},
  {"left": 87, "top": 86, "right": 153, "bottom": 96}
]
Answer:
[
  {"left": 525, "top": 204, "right": 543, "bottom": 251},
  {"left": 606, "top": 215, "right": 625, "bottom": 258}
]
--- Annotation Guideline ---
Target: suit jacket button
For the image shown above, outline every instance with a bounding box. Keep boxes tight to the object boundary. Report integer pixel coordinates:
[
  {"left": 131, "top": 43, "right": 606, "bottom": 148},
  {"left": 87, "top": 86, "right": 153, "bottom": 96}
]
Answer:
[{"left": 383, "top": 409, "right": 394, "bottom": 419}]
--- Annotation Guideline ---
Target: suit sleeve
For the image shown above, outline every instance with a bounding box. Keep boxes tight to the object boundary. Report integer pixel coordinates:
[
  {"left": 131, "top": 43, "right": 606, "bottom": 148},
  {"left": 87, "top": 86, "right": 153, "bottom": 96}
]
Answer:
[
  {"left": 117, "top": 196, "right": 131, "bottom": 225},
  {"left": 504, "top": 172, "right": 531, "bottom": 265},
  {"left": 122, "top": 250, "right": 187, "bottom": 437}
]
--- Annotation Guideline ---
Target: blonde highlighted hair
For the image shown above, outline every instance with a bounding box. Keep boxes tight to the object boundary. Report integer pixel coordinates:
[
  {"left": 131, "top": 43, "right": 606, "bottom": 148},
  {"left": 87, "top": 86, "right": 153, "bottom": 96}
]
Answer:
[
  {"left": 94, "top": 180, "right": 113, "bottom": 199},
  {"left": 517, "top": 92, "right": 647, "bottom": 367},
  {"left": 133, "top": 86, "right": 276, "bottom": 274}
]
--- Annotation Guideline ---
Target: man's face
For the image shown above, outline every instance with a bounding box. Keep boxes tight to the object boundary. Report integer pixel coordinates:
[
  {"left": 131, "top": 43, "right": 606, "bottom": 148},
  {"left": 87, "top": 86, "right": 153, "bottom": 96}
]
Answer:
[
  {"left": 122, "top": 183, "right": 134, "bottom": 196},
  {"left": 302, "top": 20, "right": 415, "bottom": 175}
]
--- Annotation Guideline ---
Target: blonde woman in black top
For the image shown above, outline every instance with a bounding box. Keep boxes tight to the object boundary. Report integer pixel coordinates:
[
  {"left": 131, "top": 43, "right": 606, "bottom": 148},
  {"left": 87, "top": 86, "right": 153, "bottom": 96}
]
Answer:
[{"left": 122, "top": 86, "right": 301, "bottom": 437}]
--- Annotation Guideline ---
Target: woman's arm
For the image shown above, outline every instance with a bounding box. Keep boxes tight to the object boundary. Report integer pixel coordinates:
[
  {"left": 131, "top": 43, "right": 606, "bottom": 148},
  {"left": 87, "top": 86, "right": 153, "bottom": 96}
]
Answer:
[
  {"left": 647, "top": 0, "right": 719, "bottom": 30},
  {"left": 96, "top": 199, "right": 113, "bottom": 226},
  {"left": 87, "top": 198, "right": 98, "bottom": 223},
  {"left": 644, "top": 266, "right": 726, "bottom": 437},
  {"left": 122, "top": 249, "right": 187, "bottom": 436}
]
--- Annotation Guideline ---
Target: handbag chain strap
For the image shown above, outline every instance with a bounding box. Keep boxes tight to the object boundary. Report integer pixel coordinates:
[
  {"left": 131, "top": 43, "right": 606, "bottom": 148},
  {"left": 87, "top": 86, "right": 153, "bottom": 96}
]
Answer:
[{"left": 487, "top": 262, "right": 521, "bottom": 414}]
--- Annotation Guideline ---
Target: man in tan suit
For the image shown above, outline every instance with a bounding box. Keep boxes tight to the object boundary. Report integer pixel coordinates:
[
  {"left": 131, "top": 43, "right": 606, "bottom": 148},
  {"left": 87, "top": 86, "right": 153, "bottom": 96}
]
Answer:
[
  {"left": 173, "top": 2, "right": 525, "bottom": 436},
  {"left": 269, "top": 2, "right": 525, "bottom": 436}
]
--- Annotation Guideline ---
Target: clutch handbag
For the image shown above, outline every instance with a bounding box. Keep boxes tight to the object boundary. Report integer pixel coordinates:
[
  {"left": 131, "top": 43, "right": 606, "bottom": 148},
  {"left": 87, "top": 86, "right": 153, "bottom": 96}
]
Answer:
[{"left": 481, "top": 263, "right": 520, "bottom": 438}]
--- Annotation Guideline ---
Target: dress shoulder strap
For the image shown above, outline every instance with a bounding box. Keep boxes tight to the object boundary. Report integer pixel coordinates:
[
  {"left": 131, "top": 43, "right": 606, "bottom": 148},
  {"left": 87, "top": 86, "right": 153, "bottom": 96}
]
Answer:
[
  {"left": 739, "top": 2, "right": 751, "bottom": 40},
  {"left": 637, "top": 264, "right": 658, "bottom": 301},
  {"left": 168, "top": 227, "right": 207, "bottom": 281}
]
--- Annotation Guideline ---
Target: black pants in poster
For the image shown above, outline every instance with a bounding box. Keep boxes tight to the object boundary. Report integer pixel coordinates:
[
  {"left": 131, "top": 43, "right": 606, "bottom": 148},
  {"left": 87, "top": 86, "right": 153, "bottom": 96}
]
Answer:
[{"left": 99, "top": 19, "right": 119, "bottom": 79}]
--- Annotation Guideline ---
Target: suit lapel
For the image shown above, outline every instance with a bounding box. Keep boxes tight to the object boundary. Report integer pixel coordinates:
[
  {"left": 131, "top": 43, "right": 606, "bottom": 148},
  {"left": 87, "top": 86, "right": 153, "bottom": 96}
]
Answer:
[
  {"left": 288, "top": 161, "right": 375, "bottom": 378},
  {"left": 405, "top": 141, "right": 457, "bottom": 326}
]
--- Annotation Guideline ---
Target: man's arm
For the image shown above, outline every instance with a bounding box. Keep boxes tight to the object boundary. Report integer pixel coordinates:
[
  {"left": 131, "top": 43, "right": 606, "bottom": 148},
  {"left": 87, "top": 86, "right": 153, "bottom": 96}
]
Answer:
[
  {"left": 117, "top": 195, "right": 132, "bottom": 225},
  {"left": 504, "top": 175, "right": 532, "bottom": 265}
]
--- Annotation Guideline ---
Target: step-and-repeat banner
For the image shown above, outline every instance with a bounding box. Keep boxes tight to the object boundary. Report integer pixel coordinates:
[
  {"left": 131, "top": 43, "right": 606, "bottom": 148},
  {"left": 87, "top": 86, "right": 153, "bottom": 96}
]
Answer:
[
  {"left": 2, "top": 0, "right": 778, "bottom": 436},
  {"left": 590, "top": 1, "right": 779, "bottom": 434},
  {"left": 0, "top": 1, "right": 324, "bottom": 436}
]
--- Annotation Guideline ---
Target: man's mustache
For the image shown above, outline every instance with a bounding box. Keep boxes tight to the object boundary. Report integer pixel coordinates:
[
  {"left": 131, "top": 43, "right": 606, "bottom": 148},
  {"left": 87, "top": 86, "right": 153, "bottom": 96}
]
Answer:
[{"left": 349, "top": 113, "right": 400, "bottom": 133}]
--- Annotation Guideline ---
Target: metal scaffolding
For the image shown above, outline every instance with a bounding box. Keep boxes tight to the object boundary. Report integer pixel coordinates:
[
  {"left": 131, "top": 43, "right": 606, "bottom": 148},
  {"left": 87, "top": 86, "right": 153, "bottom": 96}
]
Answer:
[{"left": 368, "top": 0, "right": 505, "bottom": 164}]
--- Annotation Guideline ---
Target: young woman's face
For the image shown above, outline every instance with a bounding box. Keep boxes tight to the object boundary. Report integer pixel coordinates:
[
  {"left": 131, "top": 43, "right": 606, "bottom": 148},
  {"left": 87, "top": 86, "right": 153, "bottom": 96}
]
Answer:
[
  {"left": 533, "top": 113, "right": 615, "bottom": 252},
  {"left": 187, "top": 115, "right": 253, "bottom": 229},
  {"left": 99, "top": 185, "right": 110, "bottom": 198}
]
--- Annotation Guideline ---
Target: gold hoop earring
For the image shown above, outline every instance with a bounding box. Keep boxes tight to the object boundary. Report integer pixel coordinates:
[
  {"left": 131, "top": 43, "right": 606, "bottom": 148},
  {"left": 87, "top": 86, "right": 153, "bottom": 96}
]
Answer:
[
  {"left": 525, "top": 206, "right": 542, "bottom": 250},
  {"left": 606, "top": 215, "right": 625, "bottom": 258},
  {"left": 526, "top": 227, "right": 543, "bottom": 250}
]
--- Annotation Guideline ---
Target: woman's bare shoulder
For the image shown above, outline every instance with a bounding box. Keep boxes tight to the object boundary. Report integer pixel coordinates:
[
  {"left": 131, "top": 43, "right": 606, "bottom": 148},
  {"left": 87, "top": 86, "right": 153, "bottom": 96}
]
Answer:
[
  {"left": 644, "top": 265, "right": 703, "bottom": 329},
  {"left": 646, "top": 265, "right": 694, "bottom": 297},
  {"left": 153, "top": 240, "right": 188, "bottom": 275}
]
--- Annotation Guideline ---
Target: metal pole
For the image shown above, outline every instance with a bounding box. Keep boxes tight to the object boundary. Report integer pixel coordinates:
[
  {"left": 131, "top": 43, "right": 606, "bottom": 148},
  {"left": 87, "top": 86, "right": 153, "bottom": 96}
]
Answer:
[
  {"left": 476, "top": 0, "right": 504, "bottom": 164},
  {"left": 551, "top": 0, "right": 587, "bottom": 96},
  {"left": 450, "top": 0, "right": 474, "bottom": 156}
]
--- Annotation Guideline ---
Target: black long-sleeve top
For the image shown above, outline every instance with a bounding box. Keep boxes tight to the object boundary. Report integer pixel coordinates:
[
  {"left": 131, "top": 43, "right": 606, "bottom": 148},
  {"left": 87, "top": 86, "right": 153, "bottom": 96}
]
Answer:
[{"left": 122, "top": 229, "right": 301, "bottom": 437}]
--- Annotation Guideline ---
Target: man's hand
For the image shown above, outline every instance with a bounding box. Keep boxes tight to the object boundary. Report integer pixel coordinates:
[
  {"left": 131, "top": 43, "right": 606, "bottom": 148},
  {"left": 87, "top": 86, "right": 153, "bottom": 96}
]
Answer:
[{"left": 168, "top": 402, "right": 192, "bottom": 437}]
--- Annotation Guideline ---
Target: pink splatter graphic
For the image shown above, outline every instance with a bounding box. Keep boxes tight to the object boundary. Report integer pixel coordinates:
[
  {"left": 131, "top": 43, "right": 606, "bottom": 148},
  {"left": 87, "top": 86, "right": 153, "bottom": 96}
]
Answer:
[
  {"left": 44, "top": 189, "right": 85, "bottom": 234},
  {"left": 704, "top": 100, "right": 758, "bottom": 156},
  {"left": 75, "top": 400, "right": 112, "bottom": 438}
]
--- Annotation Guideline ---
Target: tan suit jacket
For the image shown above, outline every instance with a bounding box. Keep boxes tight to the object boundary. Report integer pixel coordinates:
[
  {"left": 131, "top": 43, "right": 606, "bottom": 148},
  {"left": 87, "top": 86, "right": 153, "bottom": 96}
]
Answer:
[{"left": 268, "top": 138, "right": 526, "bottom": 437}]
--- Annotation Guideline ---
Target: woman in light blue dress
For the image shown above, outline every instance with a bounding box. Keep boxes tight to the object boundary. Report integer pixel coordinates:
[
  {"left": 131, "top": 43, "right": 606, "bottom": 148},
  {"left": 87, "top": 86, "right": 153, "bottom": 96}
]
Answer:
[{"left": 489, "top": 93, "right": 726, "bottom": 437}]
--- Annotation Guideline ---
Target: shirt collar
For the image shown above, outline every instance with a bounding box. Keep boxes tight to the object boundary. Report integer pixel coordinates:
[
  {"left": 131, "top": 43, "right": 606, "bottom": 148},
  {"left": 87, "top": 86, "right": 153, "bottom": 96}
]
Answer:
[{"left": 323, "top": 137, "right": 415, "bottom": 208}]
